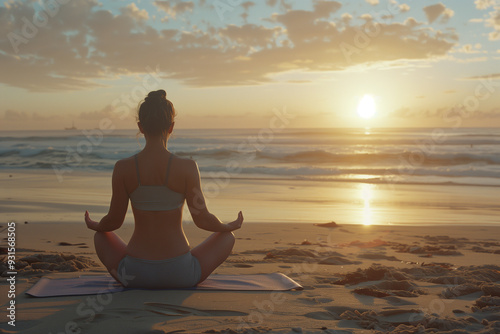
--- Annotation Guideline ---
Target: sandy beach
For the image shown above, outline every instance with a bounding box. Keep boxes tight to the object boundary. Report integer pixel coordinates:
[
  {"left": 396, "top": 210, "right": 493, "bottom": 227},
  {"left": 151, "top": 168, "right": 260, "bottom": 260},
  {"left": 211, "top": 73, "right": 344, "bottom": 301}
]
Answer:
[{"left": 1, "top": 220, "right": 500, "bottom": 333}]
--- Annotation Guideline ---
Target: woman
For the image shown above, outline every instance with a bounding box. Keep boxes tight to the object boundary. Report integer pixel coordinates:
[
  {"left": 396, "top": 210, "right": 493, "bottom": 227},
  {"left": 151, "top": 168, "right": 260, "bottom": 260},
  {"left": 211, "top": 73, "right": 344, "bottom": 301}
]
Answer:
[{"left": 84, "top": 89, "right": 244, "bottom": 289}]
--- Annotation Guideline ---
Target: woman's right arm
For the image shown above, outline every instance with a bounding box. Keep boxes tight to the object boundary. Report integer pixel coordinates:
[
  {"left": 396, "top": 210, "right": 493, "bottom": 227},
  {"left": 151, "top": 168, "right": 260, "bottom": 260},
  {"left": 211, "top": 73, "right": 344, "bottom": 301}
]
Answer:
[{"left": 185, "top": 159, "right": 243, "bottom": 232}]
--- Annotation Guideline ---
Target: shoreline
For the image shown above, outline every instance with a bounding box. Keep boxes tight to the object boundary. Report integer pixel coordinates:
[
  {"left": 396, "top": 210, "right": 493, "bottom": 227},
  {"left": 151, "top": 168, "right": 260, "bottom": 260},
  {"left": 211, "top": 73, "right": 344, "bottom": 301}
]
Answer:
[
  {"left": 2, "top": 168, "right": 500, "bottom": 226},
  {"left": 3, "top": 167, "right": 500, "bottom": 188}
]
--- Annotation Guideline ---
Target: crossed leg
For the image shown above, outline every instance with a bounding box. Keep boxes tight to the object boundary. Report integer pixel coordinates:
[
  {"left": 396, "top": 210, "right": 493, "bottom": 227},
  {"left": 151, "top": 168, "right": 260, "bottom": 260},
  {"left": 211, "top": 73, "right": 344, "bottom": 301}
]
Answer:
[
  {"left": 191, "top": 231, "right": 235, "bottom": 283},
  {"left": 93, "top": 231, "right": 127, "bottom": 285},
  {"left": 94, "top": 230, "right": 235, "bottom": 286}
]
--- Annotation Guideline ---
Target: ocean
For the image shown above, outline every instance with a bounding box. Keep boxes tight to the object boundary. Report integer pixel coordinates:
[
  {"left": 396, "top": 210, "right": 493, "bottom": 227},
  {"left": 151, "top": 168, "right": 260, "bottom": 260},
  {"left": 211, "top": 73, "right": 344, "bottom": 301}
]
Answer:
[
  {"left": 1, "top": 128, "right": 499, "bottom": 225},
  {"left": 1, "top": 127, "right": 500, "bottom": 187}
]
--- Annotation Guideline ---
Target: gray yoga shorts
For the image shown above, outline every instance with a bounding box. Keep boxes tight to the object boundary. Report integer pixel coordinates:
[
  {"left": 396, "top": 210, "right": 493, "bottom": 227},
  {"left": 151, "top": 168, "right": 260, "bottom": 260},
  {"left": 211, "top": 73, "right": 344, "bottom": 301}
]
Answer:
[{"left": 117, "top": 251, "right": 201, "bottom": 289}]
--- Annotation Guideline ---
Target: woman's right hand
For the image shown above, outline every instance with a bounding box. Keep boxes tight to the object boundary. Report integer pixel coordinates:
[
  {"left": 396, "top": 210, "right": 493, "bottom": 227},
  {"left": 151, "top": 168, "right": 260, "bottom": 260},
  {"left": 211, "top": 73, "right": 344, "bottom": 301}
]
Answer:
[
  {"left": 84, "top": 210, "right": 100, "bottom": 231},
  {"left": 226, "top": 211, "right": 244, "bottom": 231}
]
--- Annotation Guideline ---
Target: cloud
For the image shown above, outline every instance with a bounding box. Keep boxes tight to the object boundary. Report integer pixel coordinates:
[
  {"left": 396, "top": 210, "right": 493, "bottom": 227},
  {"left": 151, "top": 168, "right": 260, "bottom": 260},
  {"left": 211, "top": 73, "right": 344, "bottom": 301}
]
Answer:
[
  {"left": 399, "top": 4, "right": 410, "bottom": 13},
  {"left": 463, "top": 73, "right": 500, "bottom": 80},
  {"left": 219, "top": 24, "right": 279, "bottom": 47},
  {"left": 154, "top": 0, "right": 194, "bottom": 19},
  {"left": 455, "top": 56, "right": 488, "bottom": 63},
  {"left": 423, "top": 3, "right": 445, "bottom": 23},
  {"left": 486, "top": 7, "right": 500, "bottom": 40},
  {"left": 360, "top": 14, "right": 373, "bottom": 22},
  {"left": 2, "top": 109, "right": 57, "bottom": 122},
  {"left": 265, "top": 0, "right": 292, "bottom": 11},
  {"left": 365, "top": 0, "right": 379, "bottom": 5},
  {"left": 474, "top": 0, "right": 496, "bottom": 10},
  {"left": 423, "top": 3, "right": 454, "bottom": 24},
  {"left": 444, "top": 106, "right": 500, "bottom": 119},
  {"left": 341, "top": 13, "right": 353, "bottom": 25},
  {"left": 0, "top": 1, "right": 457, "bottom": 91},
  {"left": 441, "top": 8, "right": 455, "bottom": 23},
  {"left": 391, "top": 106, "right": 412, "bottom": 117},
  {"left": 242, "top": 1, "right": 255, "bottom": 11},
  {"left": 391, "top": 106, "right": 444, "bottom": 118},
  {"left": 3, "top": 110, "right": 30, "bottom": 121},
  {"left": 389, "top": 103, "right": 500, "bottom": 120},
  {"left": 454, "top": 43, "right": 482, "bottom": 54},
  {"left": 122, "top": 3, "right": 149, "bottom": 21},
  {"left": 78, "top": 105, "right": 119, "bottom": 121},
  {"left": 287, "top": 80, "right": 312, "bottom": 84}
]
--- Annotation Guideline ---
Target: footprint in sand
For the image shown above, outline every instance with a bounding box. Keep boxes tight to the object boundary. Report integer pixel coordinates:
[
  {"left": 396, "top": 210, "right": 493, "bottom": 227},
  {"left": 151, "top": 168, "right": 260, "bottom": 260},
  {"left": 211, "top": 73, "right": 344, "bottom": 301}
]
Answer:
[
  {"left": 233, "top": 263, "right": 253, "bottom": 268},
  {"left": 144, "top": 302, "right": 248, "bottom": 317}
]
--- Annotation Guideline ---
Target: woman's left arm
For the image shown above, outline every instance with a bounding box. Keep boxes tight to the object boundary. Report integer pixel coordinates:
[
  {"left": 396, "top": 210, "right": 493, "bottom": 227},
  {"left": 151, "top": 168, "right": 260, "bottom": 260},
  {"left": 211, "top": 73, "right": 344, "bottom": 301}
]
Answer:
[{"left": 85, "top": 161, "right": 129, "bottom": 232}]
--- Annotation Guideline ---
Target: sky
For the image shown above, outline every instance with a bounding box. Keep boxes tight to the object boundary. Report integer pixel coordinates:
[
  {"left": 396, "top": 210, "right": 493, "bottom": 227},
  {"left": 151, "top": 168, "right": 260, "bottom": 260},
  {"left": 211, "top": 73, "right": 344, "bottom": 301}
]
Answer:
[{"left": 0, "top": 0, "right": 499, "bottom": 131}]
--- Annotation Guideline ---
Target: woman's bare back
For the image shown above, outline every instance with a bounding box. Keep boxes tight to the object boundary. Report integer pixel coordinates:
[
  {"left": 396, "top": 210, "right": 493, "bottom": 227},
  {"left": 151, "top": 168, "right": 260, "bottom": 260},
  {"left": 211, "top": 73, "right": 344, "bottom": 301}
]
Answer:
[{"left": 119, "top": 151, "right": 193, "bottom": 260}]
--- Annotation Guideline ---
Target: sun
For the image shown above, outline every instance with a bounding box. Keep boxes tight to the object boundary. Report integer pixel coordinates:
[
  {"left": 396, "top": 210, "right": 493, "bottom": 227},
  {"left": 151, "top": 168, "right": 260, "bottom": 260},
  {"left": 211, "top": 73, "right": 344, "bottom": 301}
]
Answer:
[{"left": 357, "top": 95, "right": 376, "bottom": 119}]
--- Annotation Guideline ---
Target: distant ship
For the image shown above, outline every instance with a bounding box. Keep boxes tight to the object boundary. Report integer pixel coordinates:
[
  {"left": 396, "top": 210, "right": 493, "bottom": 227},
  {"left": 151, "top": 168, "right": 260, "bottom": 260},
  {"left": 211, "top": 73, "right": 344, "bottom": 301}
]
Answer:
[{"left": 65, "top": 122, "right": 77, "bottom": 130}]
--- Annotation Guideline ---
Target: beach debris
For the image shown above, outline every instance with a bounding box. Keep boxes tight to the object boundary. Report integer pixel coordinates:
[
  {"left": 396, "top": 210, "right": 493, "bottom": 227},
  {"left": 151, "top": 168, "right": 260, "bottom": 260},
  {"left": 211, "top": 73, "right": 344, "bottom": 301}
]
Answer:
[
  {"left": 1, "top": 253, "right": 99, "bottom": 277},
  {"left": 314, "top": 221, "right": 339, "bottom": 228},
  {"left": 301, "top": 239, "right": 312, "bottom": 245},
  {"left": 264, "top": 252, "right": 275, "bottom": 259},
  {"left": 58, "top": 241, "right": 87, "bottom": 246},
  {"left": 452, "top": 309, "right": 465, "bottom": 314}
]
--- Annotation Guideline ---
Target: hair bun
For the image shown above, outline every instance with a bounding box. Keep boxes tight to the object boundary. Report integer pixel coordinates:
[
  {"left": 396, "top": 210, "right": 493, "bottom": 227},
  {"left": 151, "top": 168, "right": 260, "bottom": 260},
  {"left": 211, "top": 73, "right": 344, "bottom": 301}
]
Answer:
[{"left": 146, "top": 89, "right": 167, "bottom": 101}]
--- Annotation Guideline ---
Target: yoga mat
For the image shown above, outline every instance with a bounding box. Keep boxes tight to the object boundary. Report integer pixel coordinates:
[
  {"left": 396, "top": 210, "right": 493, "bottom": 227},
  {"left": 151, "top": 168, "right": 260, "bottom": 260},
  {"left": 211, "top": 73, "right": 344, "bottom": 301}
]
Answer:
[{"left": 25, "top": 273, "right": 302, "bottom": 297}]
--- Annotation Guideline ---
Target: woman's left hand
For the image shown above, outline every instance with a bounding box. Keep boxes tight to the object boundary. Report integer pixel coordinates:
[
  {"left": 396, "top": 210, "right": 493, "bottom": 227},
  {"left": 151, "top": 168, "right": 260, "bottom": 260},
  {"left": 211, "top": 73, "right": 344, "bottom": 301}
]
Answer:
[{"left": 84, "top": 210, "right": 99, "bottom": 231}]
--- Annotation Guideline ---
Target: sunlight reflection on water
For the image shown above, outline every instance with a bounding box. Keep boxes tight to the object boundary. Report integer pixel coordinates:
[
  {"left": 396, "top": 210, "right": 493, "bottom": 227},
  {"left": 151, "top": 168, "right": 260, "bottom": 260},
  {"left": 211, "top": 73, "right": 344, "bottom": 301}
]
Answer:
[{"left": 359, "top": 183, "right": 374, "bottom": 226}]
